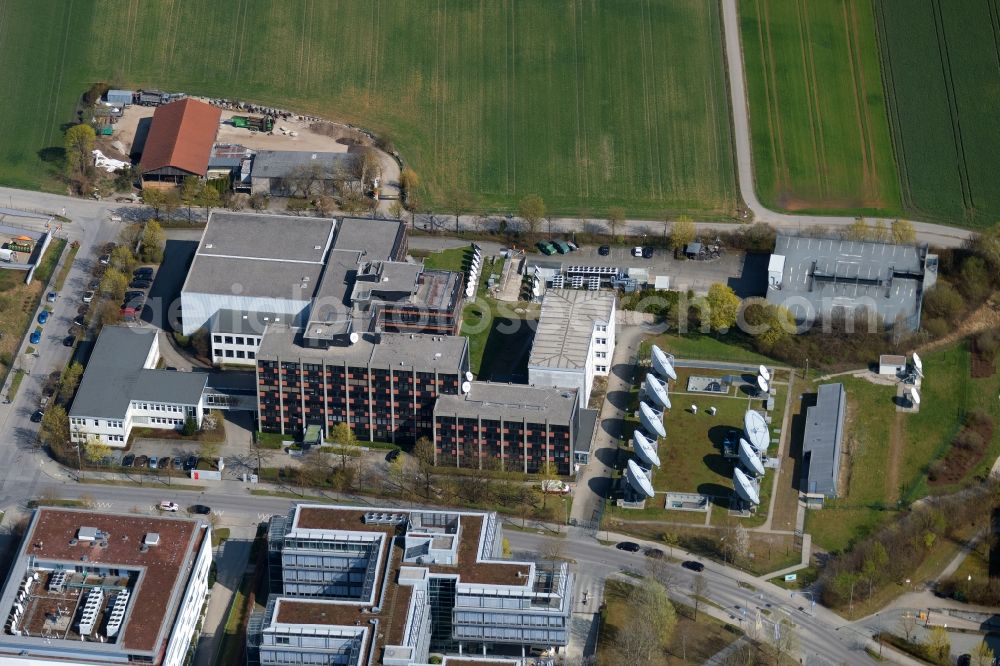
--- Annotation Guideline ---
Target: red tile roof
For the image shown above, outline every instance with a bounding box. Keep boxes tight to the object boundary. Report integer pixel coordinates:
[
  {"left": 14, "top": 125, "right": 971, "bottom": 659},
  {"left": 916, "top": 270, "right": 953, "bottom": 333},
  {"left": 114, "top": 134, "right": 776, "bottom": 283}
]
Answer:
[
  {"left": 24, "top": 509, "right": 205, "bottom": 654},
  {"left": 141, "top": 98, "right": 221, "bottom": 176}
]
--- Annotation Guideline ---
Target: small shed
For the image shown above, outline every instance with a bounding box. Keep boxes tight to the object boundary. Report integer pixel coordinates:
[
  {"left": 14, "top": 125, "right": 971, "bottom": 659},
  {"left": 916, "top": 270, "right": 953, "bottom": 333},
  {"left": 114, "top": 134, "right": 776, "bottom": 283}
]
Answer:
[
  {"left": 684, "top": 242, "right": 703, "bottom": 258},
  {"left": 106, "top": 90, "right": 134, "bottom": 107},
  {"left": 878, "top": 354, "right": 906, "bottom": 377}
]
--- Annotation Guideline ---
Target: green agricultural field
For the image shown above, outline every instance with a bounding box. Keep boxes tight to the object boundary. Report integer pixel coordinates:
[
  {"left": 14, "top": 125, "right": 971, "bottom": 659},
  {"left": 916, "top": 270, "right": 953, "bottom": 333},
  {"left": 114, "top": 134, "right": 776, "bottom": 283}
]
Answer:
[
  {"left": 875, "top": 1, "right": 1000, "bottom": 226},
  {"left": 0, "top": 0, "right": 736, "bottom": 218},
  {"left": 740, "top": 0, "right": 901, "bottom": 215}
]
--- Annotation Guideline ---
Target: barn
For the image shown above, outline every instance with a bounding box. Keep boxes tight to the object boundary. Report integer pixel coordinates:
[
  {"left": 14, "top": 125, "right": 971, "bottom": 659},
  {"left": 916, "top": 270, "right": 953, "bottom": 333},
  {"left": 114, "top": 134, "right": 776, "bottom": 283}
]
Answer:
[{"left": 140, "top": 98, "right": 222, "bottom": 189}]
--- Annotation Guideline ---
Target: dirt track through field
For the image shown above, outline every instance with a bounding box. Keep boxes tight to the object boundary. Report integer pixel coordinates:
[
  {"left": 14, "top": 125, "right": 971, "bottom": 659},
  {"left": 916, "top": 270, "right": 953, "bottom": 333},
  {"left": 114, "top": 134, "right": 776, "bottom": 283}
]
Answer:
[{"left": 918, "top": 295, "right": 1000, "bottom": 355}]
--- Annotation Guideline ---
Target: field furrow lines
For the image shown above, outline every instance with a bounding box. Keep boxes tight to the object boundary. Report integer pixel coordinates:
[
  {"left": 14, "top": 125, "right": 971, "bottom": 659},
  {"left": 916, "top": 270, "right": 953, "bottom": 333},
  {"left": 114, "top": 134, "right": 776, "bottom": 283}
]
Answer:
[
  {"left": 840, "top": 0, "right": 872, "bottom": 201},
  {"left": 761, "top": 0, "right": 789, "bottom": 191},
  {"left": 793, "top": 0, "right": 822, "bottom": 195},
  {"left": 987, "top": 0, "right": 1000, "bottom": 81},
  {"left": 800, "top": 0, "right": 828, "bottom": 196},
  {"left": 43, "top": 0, "right": 73, "bottom": 147},
  {"left": 931, "top": 0, "right": 974, "bottom": 210}
]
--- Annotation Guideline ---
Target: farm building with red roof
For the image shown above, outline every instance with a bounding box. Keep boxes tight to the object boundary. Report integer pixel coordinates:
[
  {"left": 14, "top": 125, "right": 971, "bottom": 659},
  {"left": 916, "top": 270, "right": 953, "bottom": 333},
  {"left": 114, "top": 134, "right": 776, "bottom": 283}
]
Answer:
[{"left": 140, "top": 98, "right": 221, "bottom": 189}]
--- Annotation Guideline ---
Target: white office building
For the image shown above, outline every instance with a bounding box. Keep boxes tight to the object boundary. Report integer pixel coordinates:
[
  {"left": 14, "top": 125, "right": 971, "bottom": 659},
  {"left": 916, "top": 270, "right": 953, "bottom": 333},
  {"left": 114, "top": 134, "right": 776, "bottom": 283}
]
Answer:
[
  {"left": 68, "top": 327, "right": 207, "bottom": 447},
  {"left": 0, "top": 508, "right": 212, "bottom": 666},
  {"left": 527, "top": 290, "right": 616, "bottom": 408}
]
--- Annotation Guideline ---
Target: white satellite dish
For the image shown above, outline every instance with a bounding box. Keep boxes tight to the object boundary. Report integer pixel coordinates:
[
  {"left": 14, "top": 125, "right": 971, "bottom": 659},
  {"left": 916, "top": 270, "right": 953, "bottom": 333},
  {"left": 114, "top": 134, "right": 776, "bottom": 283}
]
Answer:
[
  {"left": 644, "top": 374, "right": 671, "bottom": 410},
  {"left": 626, "top": 459, "right": 655, "bottom": 498},
  {"left": 738, "top": 438, "right": 764, "bottom": 477},
  {"left": 912, "top": 352, "right": 924, "bottom": 376},
  {"left": 733, "top": 468, "right": 760, "bottom": 505},
  {"left": 744, "top": 410, "right": 769, "bottom": 451},
  {"left": 632, "top": 430, "right": 661, "bottom": 468},
  {"left": 639, "top": 402, "right": 666, "bottom": 439},
  {"left": 461, "top": 381, "right": 471, "bottom": 393},
  {"left": 911, "top": 387, "right": 921, "bottom": 405},
  {"left": 349, "top": 332, "right": 359, "bottom": 344},
  {"left": 651, "top": 345, "right": 677, "bottom": 381},
  {"left": 757, "top": 375, "right": 769, "bottom": 393},
  {"left": 465, "top": 371, "right": 473, "bottom": 382},
  {"left": 758, "top": 364, "right": 771, "bottom": 382}
]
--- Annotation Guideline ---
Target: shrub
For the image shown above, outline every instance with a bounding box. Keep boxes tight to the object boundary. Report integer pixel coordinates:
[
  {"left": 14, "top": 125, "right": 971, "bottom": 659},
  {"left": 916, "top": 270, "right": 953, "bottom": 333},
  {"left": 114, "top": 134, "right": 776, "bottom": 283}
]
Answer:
[
  {"left": 952, "top": 430, "right": 984, "bottom": 451},
  {"left": 181, "top": 417, "right": 197, "bottom": 437},
  {"left": 172, "top": 331, "right": 190, "bottom": 347},
  {"left": 922, "top": 318, "right": 950, "bottom": 339},
  {"left": 923, "top": 283, "right": 966, "bottom": 320}
]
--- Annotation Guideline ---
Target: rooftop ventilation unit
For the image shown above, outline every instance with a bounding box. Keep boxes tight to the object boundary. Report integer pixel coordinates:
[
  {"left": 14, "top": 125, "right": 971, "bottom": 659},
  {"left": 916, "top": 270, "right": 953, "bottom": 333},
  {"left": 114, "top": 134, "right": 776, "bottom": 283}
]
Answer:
[
  {"left": 78, "top": 587, "right": 104, "bottom": 635},
  {"left": 143, "top": 533, "right": 160, "bottom": 547},
  {"left": 77, "top": 527, "right": 99, "bottom": 542},
  {"left": 105, "top": 589, "right": 131, "bottom": 638}
]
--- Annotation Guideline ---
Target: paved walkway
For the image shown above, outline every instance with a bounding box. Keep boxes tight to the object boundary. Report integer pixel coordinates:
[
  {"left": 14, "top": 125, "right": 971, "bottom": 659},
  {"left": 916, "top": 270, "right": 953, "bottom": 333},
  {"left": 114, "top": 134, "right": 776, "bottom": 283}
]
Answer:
[{"left": 193, "top": 525, "right": 255, "bottom": 666}]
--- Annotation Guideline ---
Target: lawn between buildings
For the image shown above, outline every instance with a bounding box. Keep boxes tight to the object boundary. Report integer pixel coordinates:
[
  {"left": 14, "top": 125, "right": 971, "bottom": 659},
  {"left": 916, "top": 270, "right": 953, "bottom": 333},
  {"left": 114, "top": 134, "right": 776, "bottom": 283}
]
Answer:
[{"left": 0, "top": 1, "right": 736, "bottom": 219}]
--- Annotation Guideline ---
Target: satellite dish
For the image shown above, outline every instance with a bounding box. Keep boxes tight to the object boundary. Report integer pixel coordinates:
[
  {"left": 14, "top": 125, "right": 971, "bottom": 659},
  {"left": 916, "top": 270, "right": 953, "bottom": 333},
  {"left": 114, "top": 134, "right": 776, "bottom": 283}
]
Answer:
[
  {"left": 738, "top": 438, "right": 765, "bottom": 477},
  {"left": 461, "top": 381, "right": 471, "bottom": 393},
  {"left": 912, "top": 352, "right": 924, "bottom": 375},
  {"left": 733, "top": 467, "right": 760, "bottom": 505},
  {"left": 639, "top": 402, "right": 666, "bottom": 439},
  {"left": 644, "top": 374, "right": 671, "bottom": 410},
  {"left": 744, "top": 410, "right": 769, "bottom": 451},
  {"left": 632, "top": 430, "right": 661, "bottom": 468},
  {"left": 465, "top": 371, "right": 474, "bottom": 382},
  {"left": 626, "top": 459, "right": 655, "bottom": 498},
  {"left": 758, "top": 364, "right": 771, "bottom": 382},
  {"left": 349, "top": 332, "right": 359, "bottom": 344},
  {"left": 911, "top": 387, "right": 921, "bottom": 405},
  {"left": 651, "top": 345, "right": 677, "bottom": 381},
  {"left": 757, "top": 375, "right": 769, "bottom": 393}
]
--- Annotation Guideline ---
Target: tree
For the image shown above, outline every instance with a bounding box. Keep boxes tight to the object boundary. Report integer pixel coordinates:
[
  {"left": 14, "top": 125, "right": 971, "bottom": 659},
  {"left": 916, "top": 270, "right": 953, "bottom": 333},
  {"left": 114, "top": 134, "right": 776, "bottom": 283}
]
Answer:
[
  {"left": 198, "top": 184, "right": 221, "bottom": 218},
  {"left": 670, "top": 216, "right": 696, "bottom": 251},
  {"left": 249, "top": 192, "right": 268, "bottom": 211},
  {"left": 769, "top": 618, "right": 798, "bottom": 665},
  {"left": 413, "top": 436, "right": 436, "bottom": 498},
  {"left": 925, "top": 626, "right": 950, "bottom": 663},
  {"left": 314, "top": 195, "right": 336, "bottom": 217},
  {"left": 892, "top": 219, "right": 916, "bottom": 244},
  {"left": 388, "top": 200, "right": 404, "bottom": 220},
  {"left": 706, "top": 283, "right": 741, "bottom": 332},
  {"left": 83, "top": 437, "right": 112, "bottom": 464},
  {"left": 110, "top": 245, "right": 136, "bottom": 273},
  {"left": 898, "top": 612, "right": 918, "bottom": 643},
  {"left": 923, "top": 283, "right": 966, "bottom": 320},
  {"left": 447, "top": 190, "right": 476, "bottom": 232},
  {"left": 959, "top": 255, "right": 992, "bottom": 303},
  {"left": 862, "top": 542, "right": 889, "bottom": 599},
  {"left": 99, "top": 268, "right": 128, "bottom": 302},
  {"left": 845, "top": 217, "right": 870, "bottom": 241},
  {"left": 690, "top": 574, "right": 708, "bottom": 620},
  {"left": 191, "top": 328, "right": 211, "bottom": 360},
  {"left": 518, "top": 194, "right": 546, "bottom": 236},
  {"left": 141, "top": 220, "right": 165, "bottom": 263},
  {"left": 179, "top": 176, "right": 203, "bottom": 222},
  {"left": 607, "top": 206, "right": 625, "bottom": 241},
  {"left": 400, "top": 166, "right": 420, "bottom": 200},
  {"left": 181, "top": 417, "right": 198, "bottom": 436},
  {"left": 64, "top": 124, "right": 97, "bottom": 191},
  {"left": 615, "top": 613, "right": 661, "bottom": 664},
  {"left": 329, "top": 422, "right": 357, "bottom": 469},
  {"left": 871, "top": 219, "right": 889, "bottom": 243},
  {"left": 359, "top": 148, "right": 381, "bottom": 187},
  {"left": 40, "top": 405, "right": 69, "bottom": 451},
  {"left": 832, "top": 571, "right": 860, "bottom": 610},
  {"left": 143, "top": 188, "right": 167, "bottom": 219},
  {"left": 973, "top": 640, "right": 996, "bottom": 666},
  {"left": 58, "top": 362, "right": 84, "bottom": 403}
]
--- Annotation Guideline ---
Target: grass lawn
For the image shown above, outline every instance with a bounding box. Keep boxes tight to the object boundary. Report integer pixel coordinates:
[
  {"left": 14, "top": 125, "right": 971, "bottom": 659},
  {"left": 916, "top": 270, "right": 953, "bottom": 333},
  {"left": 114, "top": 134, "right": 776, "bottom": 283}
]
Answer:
[
  {"left": 7, "top": 369, "right": 24, "bottom": 400},
  {"left": 0, "top": 1, "right": 736, "bottom": 219},
  {"left": 217, "top": 574, "right": 253, "bottom": 665},
  {"left": 422, "top": 246, "right": 471, "bottom": 273},
  {"left": 875, "top": 1, "right": 1000, "bottom": 225},
  {"left": 599, "top": 578, "right": 742, "bottom": 665},
  {"left": 52, "top": 242, "right": 79, "bottom": 291},
  {"left": 642, "top": 332, "right": 776, "bottom": 366},
  {"left": 0, "top": 238, "right": 66, "bottom": 386},
  {"left": 741, "top": 0, "right": 901, "bottom": 216},
  {"left": 211, "top": 527, "right": 231, "bottom": 548}
]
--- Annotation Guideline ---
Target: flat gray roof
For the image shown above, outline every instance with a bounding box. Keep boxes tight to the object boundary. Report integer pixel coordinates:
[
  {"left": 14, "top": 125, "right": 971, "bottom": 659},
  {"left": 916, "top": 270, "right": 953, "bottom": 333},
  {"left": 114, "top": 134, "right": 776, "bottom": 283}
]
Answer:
[
  {"left": 433, "top": 381, "right": 578, "bottom": 424},
  {"left": 334, "top": 217, "right": 406, "bottom": 261},
  {"left": 183, "top": 255, "right": 324, "bottom": 300},
  {"left": 70, "top": 327, "right": 207, "bottom": 419},
  {"left": 198, "top": 212, "right": 335, "bottom": 262},
  {"left": 209, "top": 309, "right": 279, "bottom": 335},
  {"left": 766, "top": 234, "right": 927, "bottom": 329},
  {"left": 250, "top": 150, "right": 356, "bottom": 180},
  {"left": 802, "top": 383, "right": 847, "bottom": 497},
  {"left": 528, "top": 290, "right": 615, "bottom": 370},
  {"left": 259, "top": 325, "right": 468, "bottom": 374}
]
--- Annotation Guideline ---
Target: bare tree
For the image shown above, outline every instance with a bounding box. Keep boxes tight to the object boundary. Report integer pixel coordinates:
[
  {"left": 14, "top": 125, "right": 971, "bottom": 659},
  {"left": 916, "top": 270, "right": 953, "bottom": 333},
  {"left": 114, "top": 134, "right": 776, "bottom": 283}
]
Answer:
[
  {"left": 518, "top": 194, "right": 546, "bottom": 236},
  {"left": 608, "top": 206, "right": 625, "bottom": 241},
  {"left": 615, "top": 614, "right": 660, "bottom": 663},
  {"left": 898, "top": 613, "right": 917, "bottom": 643},
  {"left": 413, "top": 437, "right": 436, "bottom": 498},
  {"left": 690, "top": 574, "right": 708, "bottom": 620}
]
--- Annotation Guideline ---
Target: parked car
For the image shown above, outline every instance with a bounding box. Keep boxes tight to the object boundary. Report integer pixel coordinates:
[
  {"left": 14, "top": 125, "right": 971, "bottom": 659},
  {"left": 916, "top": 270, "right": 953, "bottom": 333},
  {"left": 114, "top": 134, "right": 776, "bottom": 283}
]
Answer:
[
  {"left": 536, "top": 241, "right": 557, "bottom": 256},
  {"left": 183, "top": 455, "right": 198, "bottom": 471},
  {"left": 129, "top": 279, "right": 152, "bottom": 289},
  {"left": 29, "top": 329, "right": 41, "bottom": 345},
  {"left": 134, "top": 455, "right": 149, "bottom": 468},
  {"left": 539, "top": 480, "right": 571, "bottom": 495},
  {"left": 62, "top": 335, "right": 75, "bottom": 347},
  {"left": 642, "top": 246, "right": 654, "bottom": 258},
  {"left": 189, "top": 504, "right": 212, "bottom": 515},
  {"left": 46, "top": 292, "right": 57, "bottom": 303},
  {"left": 631, "top": 246, "right": 644, "bottom": 257},
  {"left": 172, "top": 456, "right": 183, "bottom": 469},
  {"left": 386, "top": 449, "right": 401, "bottom": 462},
  {"left": 73, "top": 315, "right": 86, "bottom": 327},
  {"left": 124, "top": 290, "right": 144, "bottom": 301},
  {"left": 88, "top": 280, "right": 100, "bottom": 291},
  {"left": 159, "top": 501, "right": 179, "bottom": 512},
  {"left": 99, "top": 254, "right": 110, "bottom": 266},
  {"left": 133, "top": 267, "right": 154, "bottom": 278},
  {"left": 615, "top": 541, "right": 641, "bottom": 552},
  {"left": 644, "top": 548, "right": 665, "bottom": 559},
  {"left": 148, "top": 456, "right": 159, "bottom": 469},
  {"left": 37, "top": 311, "right": 49, "bottom": 325},
  {"left": 30, "top": 410, "right": 44, "bottom": 423},
  {"left": 567, "top": 241, "right": 578, "bottom": 251},
  {"left": 82, "top": 291, "right": 95, "bottom": 303},
  {"left": 598, "top": 245, "right": 610, "bottom": 256},
  {"left": 682, "top": 560, "right": 705, "bottom": 572},
  {"left": 121, "top": 454, "right": 136, "bottom": 468},
  {"left": 552, "top": 240, "right": 572, "bottom": 254}
]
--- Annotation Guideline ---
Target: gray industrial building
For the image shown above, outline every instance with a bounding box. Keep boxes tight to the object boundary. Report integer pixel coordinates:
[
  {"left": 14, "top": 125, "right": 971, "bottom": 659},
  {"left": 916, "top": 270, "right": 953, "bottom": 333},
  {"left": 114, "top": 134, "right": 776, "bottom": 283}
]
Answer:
[
  {"left": 801, "top": 383, "right": 847, "bottom": 506},
  {"left": 248, "top": 504, "right": 572, "bottom": 666},
  {"left": 250, "top": 150, "right": 359, "bottom": 196},
  {"left": 766, "top": 234, "right": 937, "bottom": 332}
]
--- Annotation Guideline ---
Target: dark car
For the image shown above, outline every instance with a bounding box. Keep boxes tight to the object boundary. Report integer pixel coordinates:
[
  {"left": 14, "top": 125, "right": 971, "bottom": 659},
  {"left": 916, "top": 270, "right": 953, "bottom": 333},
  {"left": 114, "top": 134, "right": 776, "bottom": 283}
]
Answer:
[
  {"left": 615, "top": 541, "right": 641, "bottom": 552},
  {"left": 598, "top": 245, "right": 610, "bottom": 256},
  {"left": 124, "top": 290, "right": 144, "bottom": 301},
  {"left": 189, "top": 504, "right": 212, "bottom": 515},
  {"left": 73, "top": 315, "right": 86, "bottom": 327},
  {"left": 386, "top": 449, "right": 401, "bottom": 463},
  {"left": 642, "top": 246, "right": 654, "bottom": 258},
  {"left": 121, "top": 454, "right": 136, "bottom": 468},
  {"left": 63, "top": 335, "right": 76, "bottom": 347},
  {"left": 30, "top": 410, "right": 44, "bottom": 423},
  {"left": 129, "top": 279, "right": 152, "bottom": 289},
  {"left": 29, "top": 329, "right": 42, "bottom": 345},
  {"left": 644, "top": 548, "right": 665, "bottom": 559},
  {"left": 173, "top": 456, "right": 183, "bottom": 469},
  {"left": 184, "top": 455, "right": 198, "bottom": 471},
  {"left": 682, "top": 560, "right": 705, "bottom": 572},
  {"left": 134, "top": 455, "right": 149, "bottom": 468},
  {"left": 133, "top": 267, "right": 154, "bottom": 278}
]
